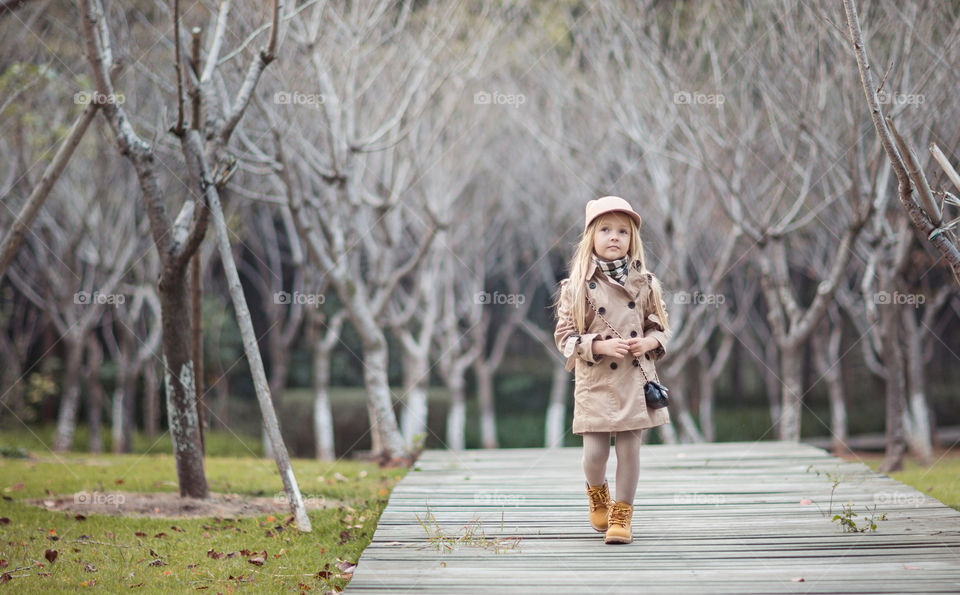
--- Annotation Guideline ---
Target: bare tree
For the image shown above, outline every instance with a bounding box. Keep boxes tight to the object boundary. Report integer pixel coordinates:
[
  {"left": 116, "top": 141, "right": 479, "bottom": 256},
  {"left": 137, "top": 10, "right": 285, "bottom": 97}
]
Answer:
[{"left": 842, "top": 0, "right": 960, "bottom": 286}]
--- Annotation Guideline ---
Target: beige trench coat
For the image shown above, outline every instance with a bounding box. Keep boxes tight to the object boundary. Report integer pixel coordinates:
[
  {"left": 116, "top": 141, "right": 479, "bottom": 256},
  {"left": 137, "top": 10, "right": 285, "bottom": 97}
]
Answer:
[{"left": 554, "top": 260, "right": 671, "bottom": 435}]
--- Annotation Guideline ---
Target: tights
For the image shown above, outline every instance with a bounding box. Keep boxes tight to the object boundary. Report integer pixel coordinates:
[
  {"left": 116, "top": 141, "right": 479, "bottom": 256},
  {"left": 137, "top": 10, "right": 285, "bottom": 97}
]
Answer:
[{"left": 582, "top": 430, "right": 643, "bottom": 504}]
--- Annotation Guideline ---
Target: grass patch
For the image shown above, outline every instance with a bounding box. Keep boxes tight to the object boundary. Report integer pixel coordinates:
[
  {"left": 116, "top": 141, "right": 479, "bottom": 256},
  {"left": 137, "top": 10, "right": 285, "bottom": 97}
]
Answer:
[
  {"left": 0, "top": 453, "right": 407, "bottom": 592},
  {"left": 859, "top": 450, "right": 960, "bottom": 511}
]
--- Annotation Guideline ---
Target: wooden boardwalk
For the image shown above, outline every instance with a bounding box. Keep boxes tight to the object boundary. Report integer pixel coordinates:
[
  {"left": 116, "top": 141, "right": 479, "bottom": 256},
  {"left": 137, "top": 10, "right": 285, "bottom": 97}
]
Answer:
[{"left": 347, "top": 442, "right": 960, "bottom": 593}]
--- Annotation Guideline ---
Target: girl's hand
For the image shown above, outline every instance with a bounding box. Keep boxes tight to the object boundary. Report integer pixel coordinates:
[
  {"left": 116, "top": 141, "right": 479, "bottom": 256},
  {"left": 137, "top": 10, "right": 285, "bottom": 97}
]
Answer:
[
  {"left": 593, "top": 338, "right": 630, "bottom": 358},
  {"left": 627, "top": 337, "right": 659, "bottom": 357}
]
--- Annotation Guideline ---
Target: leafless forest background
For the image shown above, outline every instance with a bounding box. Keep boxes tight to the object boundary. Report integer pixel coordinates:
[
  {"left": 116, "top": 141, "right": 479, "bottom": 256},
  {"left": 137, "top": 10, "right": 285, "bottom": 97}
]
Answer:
[{"left": 2, "top": 0, "right": 960, "bottom": 496}]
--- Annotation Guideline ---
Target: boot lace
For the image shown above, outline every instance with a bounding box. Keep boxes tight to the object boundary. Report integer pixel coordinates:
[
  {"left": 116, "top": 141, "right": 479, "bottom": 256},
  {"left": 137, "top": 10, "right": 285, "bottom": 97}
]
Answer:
[
  {"left": 608, "top": 503, "right": 631, "bottom": 528},
  {"left": 586, "top": 484, "right": 610, "bottom": 512}
]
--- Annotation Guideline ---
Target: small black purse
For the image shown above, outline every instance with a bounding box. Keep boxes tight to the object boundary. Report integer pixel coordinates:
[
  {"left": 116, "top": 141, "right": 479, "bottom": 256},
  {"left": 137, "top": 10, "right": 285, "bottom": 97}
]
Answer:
[{"left": 643, "top": 378, "right": 670, "bottom": 409}]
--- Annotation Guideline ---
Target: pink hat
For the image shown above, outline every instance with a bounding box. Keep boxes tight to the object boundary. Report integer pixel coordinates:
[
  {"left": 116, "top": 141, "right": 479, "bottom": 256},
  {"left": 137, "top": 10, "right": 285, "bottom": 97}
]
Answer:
[{"left": 584, "top": 196, "right": 642, "bottom": 232}]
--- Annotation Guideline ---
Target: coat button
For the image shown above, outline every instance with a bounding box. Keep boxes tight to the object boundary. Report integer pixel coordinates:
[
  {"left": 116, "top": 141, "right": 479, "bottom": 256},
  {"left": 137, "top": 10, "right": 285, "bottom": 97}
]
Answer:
[
  {"left": 628, "top": 301, "right": 636, "bottom": 309},
  {"left": 630, "top": 330, "right": 638, "bottom": 337},
  {"left": 632, "top": 358, "right": 640, "bottom": 367},
  {"left": 598, "top": 306, "right": 606, "bottom": 315},
  {"left": 589, "top": 282, "right": 596, "bottom": 289},
  {"left": 610, "top": 362, "right": 617, "bottom": 370}
]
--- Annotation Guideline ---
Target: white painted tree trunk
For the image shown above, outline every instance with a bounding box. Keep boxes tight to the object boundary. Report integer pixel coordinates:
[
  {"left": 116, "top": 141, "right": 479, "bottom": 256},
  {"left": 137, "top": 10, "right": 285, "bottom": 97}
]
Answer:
[
  {"left": 474, "top": 363, "right": 498, "bottom": 449},
  {"left": 53, "top": 337, "right": 84, "bottom": 452},
  {"left": 400, "top": 349, "right": 429, "bottom": 448},
  {"left": 313, "top": 336, "right": 335, "bottom": 461},
  {"left": 446, "top": 375, "right": 467, "bottom": 451},
  {"left": 544, "top": 361, "right": 568, "bottom": 448},
  {"left": 777, "top": 344, "right": 803, "bottom": 442}
]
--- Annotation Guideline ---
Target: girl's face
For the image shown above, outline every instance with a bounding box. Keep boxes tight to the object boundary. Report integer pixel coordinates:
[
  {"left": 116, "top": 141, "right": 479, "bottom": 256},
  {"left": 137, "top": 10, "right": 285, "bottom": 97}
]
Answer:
[{"left": 592, "top": 213, "right": 632, "bottom": 260}]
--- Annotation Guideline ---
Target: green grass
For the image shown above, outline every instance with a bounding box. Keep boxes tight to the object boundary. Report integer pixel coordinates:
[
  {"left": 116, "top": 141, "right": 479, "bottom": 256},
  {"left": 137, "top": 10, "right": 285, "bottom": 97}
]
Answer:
[
  {"left": 862, "top": 451, "right": 960, "bottom": 511},
  {"left": 0, "top": 452, "right": 407, "bottom": 592}
]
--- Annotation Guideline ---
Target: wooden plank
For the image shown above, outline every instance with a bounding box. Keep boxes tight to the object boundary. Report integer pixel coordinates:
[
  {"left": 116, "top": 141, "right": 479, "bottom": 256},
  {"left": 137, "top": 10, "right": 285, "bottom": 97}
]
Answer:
[{"left": 347, "top": 442, "right": 960, "bottom": 593}]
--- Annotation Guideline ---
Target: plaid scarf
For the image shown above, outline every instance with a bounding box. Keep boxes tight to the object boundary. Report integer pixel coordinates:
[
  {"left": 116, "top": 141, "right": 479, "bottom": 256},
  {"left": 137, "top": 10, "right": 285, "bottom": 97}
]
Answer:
[{"left": 594, "top": 255, "right": 629, "bottom": 285}]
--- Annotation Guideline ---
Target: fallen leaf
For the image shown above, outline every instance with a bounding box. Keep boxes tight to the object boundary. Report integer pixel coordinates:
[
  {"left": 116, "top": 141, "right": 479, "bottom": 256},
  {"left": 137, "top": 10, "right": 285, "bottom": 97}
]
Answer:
[
  {"left": 147, "top": 559, "right": 166, "bottom": 567},
  {"left": 334, "top": 472, "right": 347, "bottom": 482},
  {"left": 84, "top": 562, "right": 97, "bottom": 572},
  {"left": 0, "top": 560, "right": 7, "bottom": 568},
  {"left": 248, "top": 556, "right": 265, "bottom": 566},
  {"left": 0, "top": 518, "right": 9, "bottom": 525},
  {"left": 74, "top": 514, "right": 87, "bottom": 521},
  {"left": 162, "top": 570, "right": 172, "bottom": 576},
  {"left": 206, "top": 549, "right": 225, "bottom": 560},
  {"left": 153, "top": 533, "right": 166, "bottom": 539},
  {"left": 0, "top": 572, "right": 11, "bottom": 583},
  {"left": 114, "top": 479, "right": 124, "bottom": 485},
  {"left": 170, "top": 526, "right": 185, "bottom": 533},
  {"left": 339, "top": 530, "right": 351, "bottom": 544},
  {"left": 266, "top": 515, "right": 275, "bottom": 523},
  {"left": 336, "top": 560, "right": 356, "bottom": 573},
  {"left": 44, "top": 549, "right": 58, "bottom": 564},
  {"left": 80, "top": 579, "right": 96, "bottom": 586},
  {"left": 134, "top": 531, "right": 146, "bottom": 537}
]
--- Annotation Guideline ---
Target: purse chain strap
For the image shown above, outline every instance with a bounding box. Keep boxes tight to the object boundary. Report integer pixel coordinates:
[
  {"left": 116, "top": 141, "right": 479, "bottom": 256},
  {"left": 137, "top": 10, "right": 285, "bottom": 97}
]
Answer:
[{"left": 584, "top": 291, "right": 660, "bottom": 384}]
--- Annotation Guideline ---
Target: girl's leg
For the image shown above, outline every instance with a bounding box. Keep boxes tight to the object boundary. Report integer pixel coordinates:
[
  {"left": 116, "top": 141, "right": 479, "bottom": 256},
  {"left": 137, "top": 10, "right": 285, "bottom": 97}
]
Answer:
[
  {"left": 613, "top": 429, "right": 643, "bottom": 503},
  {"left": 581, "top": 432, "right": 611, "bottom": 485}
]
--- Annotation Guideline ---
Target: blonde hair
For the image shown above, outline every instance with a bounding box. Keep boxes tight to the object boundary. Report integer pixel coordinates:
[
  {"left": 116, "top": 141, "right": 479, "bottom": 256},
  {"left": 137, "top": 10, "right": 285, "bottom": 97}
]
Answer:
[{"left": 557, "top": 213, "right": 670, "bottom": 336}]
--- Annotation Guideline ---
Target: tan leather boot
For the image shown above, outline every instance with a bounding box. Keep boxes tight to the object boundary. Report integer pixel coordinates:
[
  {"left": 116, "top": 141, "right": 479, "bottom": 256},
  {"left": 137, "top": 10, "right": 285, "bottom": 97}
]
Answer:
[
  {"left": 585, "top": 481, "right": 613, "bottom": 532},
  {"left": 604, "top": 501, "right": 634, "bottom": 544}
]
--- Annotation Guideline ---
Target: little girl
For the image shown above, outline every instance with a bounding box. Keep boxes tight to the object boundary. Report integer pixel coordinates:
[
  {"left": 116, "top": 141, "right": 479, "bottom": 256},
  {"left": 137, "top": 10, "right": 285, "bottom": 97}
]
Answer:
[{"left": 554, "top": 196, "right": 671, "bottom": 544}]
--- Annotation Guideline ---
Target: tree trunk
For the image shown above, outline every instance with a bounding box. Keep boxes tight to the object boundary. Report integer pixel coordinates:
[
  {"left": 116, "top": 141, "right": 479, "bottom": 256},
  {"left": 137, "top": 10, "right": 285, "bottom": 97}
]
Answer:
[
  {"left": 112, "top": 326, "right": 135, "bottom": 453},
  {"left": 144, "top": 361, "right": 159, "bottom": 438},
  {"left": 697, "top": 356, "right": 716, "bottom": 442},
  {"left": 159, "top": 273, "right": 209, "bottom": 498},
  {"left": 362, "top": 331, "right": 408, "bottom": 461},
  {"left": 544, "top": 360, "right": 568, "bottom": 447},
  {"left": 400, "top": 349, "right": 429, "bottom": 449},
  {"left": 878, "top": 300, "right": 908, "bottom": 472},
  {"left": 111, "top": 372, "right": 136, "bottom": 453},
  {"left": 446, "top": 374, "right": 467, "bottom": 451},
  {"left": 53, "top": 336, "right": 85, "bottom": 452},
  {"left": 813, "top": 325, "right": 849, "bottom": 456},
  {"left": 777, "top": 343, "right": 804, "bottom": 441},
  {"left": 262, "top": 350, "right": 290, "bottom": 460},
  {"left": 474, "top": 362, "right": 498, "bottom": 449},
  {"left": 313, "top": 337, "right": 335, "bottom": 460},
  {"left": 84, "top": 337, "right": 104, "bottom": 453},
  {"left": 764, "top": 338, "right": 782, "bottom": 432},
  {"left": 901, "top": 308, "right": 933, "bottom": 463}
]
